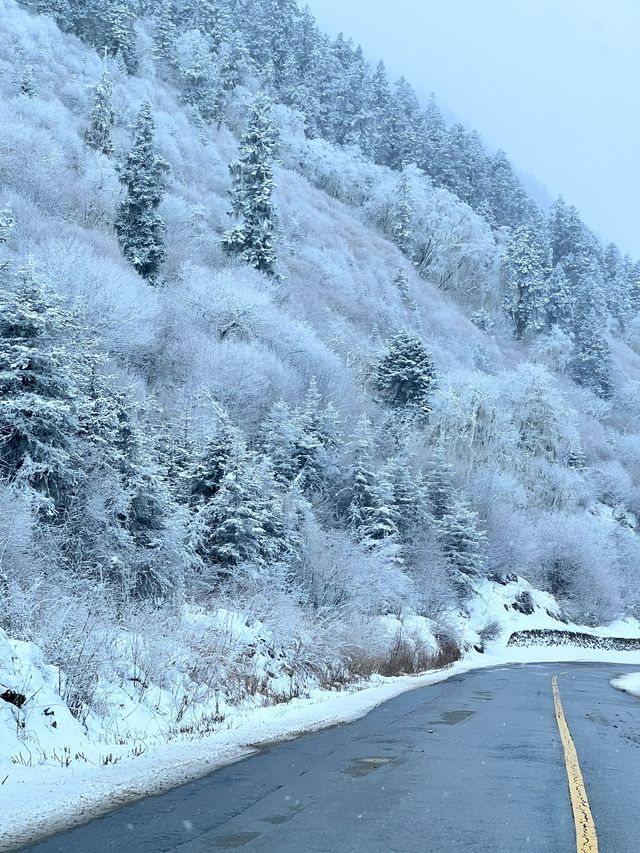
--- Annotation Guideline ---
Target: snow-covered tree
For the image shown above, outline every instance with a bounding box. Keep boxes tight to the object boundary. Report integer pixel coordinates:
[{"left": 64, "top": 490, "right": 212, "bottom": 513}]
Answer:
[
  {"left": 546, "top": 263, "right": 575, "bottom": 331},
  {"left": 570, "top": 302, "right": 612, "bottom": 399},
  {"left": 84, "top": 66, "right": 115, "bottom": 156},
  {"left": 501, "top": 223, "right": 550, "bottom": 338},
  {"left": 373, "top": 331, "right": 436, "bottom": 418},
  {"left": 393, "top": 269, "right": 413, "bottom": 307},
  {"left": 151, "top": 0, "right": 178, "bottom": 64},
  {"left": 0, "top": 209, "right": 15, "bottom": 244},
  {"left": 387, "top": 76, "right": 425, "bottom": 171},
  {"left": 363, "top": 60, "right": 392, "bottom": 163},
  {"left": 603, "top": 242, "right": 632, "bottom": 329},
  {"left": 338, "top": 416, "right": 399, "bottom": 545},
  {"left": 296, "top": 378, "right": 341, "bottom": 493},
  {"left": 215, "top": 32, "right": 250, "bottom": 124},
  {"left": 190, "top": 0, "right": 232, "bottom": 48},
  {"left": 0, "top": 264, "right": 79, "bottom": 519},
  {"left": 103, "top": 1, "right": 137, "bottom": 74},
  {"left": 259, "top": 400, "right": 305, "bottom": 484},
  {"left": 424, "top": 457, "right": 456, "bottom": 521},
  {"left": 487, "top": 150, "right": 534, "bottom": 229},
  {"left": 108, "top": 395, "right": 188, "bottom": 599},
  {"left": 173, "top": 30, "right": 219, "bottom": 124},
  {"left": 391, "top": 170, "right": 416, "bottom": 259},
  {"left": 186, "top": 410, "right": 240, "bottom": 505},
  {"left": 439, "top": 494, "right": 486, "bottom": 580},
  {"left": 190, "top": 443, "right": 285, "bottom": 580},
  {"left": 19, "top": 65, "right": 35, "bottom": 97},
  {"left": 115, "top": 102, "right": 169, "bottom": 282},
  {"left": 420, "top": 94, "right": 447, "bottom": 180},
  {"left": 222, "top": 94, "right": 279, "bottom": 276}
]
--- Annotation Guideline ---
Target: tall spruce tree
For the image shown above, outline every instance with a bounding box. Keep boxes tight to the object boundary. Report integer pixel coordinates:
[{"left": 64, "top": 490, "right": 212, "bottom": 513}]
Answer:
[
  {"left": 387, "top": 77, "right": 425, "bottom": 171},
  {"left": 151, "top": 0, "right": 178, "bottom": 64},
  {"left": 570, "top": 297, "right": 612, "bottom": 398},
  {"left": 190, "top": 440, "right": 285, "bottom": 580},
  {"left": 546, "top": 262, "right": 575, "bottom": 331},
  {"left": 259, "top": 400, "right": 306, "bottom": 485},
  {"left": 115, "top": 102, "right": 169, "bottom": 282},
  {"left": 222, "top": 94, "right": 279, "bottom": 276},
  {"left": 392, "top": 170, "right": 416, "bottom": 259},
  {"left": 373, "top": 331, "right": 437, "bottom": 418},
  {"left": 501, "top": 223, "right": 550, "bottom": 338},
  {"left": 174, "top": 30, "right": 219, "bottom": 124},
  {"left": 84, "top": 66, "right": 115, "bottom": 156},
  {"left": 339, "top": 416, "right": 399, "bottom": 545},
  {"left": 103, "top": 0, "right": 137, "bottom": 74},
  {"left": 0, "top": 263, "right": 80, "bottom": 519},
  {"left": 364, "top": 60, "right": 392, "bottom": 163},
  {"left": 215, "top": 32, "right": 250, "bottom": 126},
  {"left": 439, "top": 494, "right": 486, "bottom": 579}
]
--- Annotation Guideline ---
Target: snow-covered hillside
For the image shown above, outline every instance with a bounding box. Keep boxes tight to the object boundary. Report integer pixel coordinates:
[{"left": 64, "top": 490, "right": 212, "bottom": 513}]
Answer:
[{"left": 3, "top": 0, "right": 640, "bottom": 833}]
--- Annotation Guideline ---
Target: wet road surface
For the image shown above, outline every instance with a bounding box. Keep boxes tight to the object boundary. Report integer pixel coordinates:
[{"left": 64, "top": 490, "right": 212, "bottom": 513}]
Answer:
[{"left": 16, "top": 663, "right": 640, "bottom": 852}]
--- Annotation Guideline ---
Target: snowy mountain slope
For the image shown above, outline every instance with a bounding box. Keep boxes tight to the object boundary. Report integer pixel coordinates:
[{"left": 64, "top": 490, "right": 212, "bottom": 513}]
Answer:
[{"left": 2, "top": 0, "right": 640, "bottom": 827}]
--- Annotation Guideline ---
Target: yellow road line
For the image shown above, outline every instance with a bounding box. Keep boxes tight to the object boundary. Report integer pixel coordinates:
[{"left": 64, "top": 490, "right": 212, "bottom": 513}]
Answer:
[{"left": 551, "top": 675, "right": 599, "bottom": 853}]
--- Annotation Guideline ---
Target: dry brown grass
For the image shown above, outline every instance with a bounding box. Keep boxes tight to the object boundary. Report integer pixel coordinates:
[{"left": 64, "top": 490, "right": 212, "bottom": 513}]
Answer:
[{"left": 344, "top": 632, "right": 461, "bottom": 679}]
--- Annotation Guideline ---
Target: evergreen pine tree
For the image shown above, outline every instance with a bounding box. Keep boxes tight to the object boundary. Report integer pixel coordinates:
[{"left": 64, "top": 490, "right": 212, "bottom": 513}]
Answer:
[
  {"left": 570, "top": 299, "right": 612, "bottom": 398},
  {"left": 110, "top": 395, "right": 187, "bottom": 599},
  {"left": 373, "top": 331, "right": 437, "bottom": 418},
  {"left": 186, "top": 410, "right": 240, "bottom": 505},
  {"left": 439, "top": 123, "right": 474, "bottom": 203},
  {"left": 382, "top": 457, "right": 432, "bottom": 541},
  {"left": 174, "top": 30, "right": 219, "bottom": 124},
  {"left": 393, "top": 269, "right": 414, "bottom": 308},
  {"left": 340, "top": 416, "right": 399, "bottom": 544},
  {"left": 193, "top": 0, "right": 232, "bottom": 49},
  {"left": 439, "top": 494, "right": 486, "bottom": 578},
  {"left": 296, "top": 377, "right": 340, "bottom": 492},
  {"left": 548, "top": 197, "right": 589, "bottom": 267},
  {"left": 103, "top": 0, "right": 138, "bottom": 74},
  {"left": 424, "top": 456, "right": 456, "bottom": 521},
  {"left": 387, "top": 77, "right": 425, "bottom": 171},
  {"left": 259, "top": 400, "right": 306, "bottom": 484},
  {"left": 392, "top": 170, "right": 416, "bottom": 259},
  {"left": 222, "top": 94, "right": 279, "bottom": 276},
  {"left": 546, "top": 262, "right": 575, "bottom": 331},
  {"left": 115, "top": 102, "right": 169, "bottom": 282},
  {"left": 363, "top": 60, "right": 392, "bottom": 163},
  {"left": 603, "top": 242, "right": 632, "bottom": 329},
  {"left": 0, "top": 263, "right": 80, "bottom": 519},
  {"left": 487, "top": 150, "right": 534, "bottom": 229},
  {"left": 215, "top": 32, "right": 250, "bottom": 126},
  {"left": 84, "top": 66, "right": 115, "bottom": 156},
  {"left": 190, "top": 441, "right": 285, "bottom": 580},
  {"left": 465, "top": 130, "right": 492, "bottom": 214},
  {"left": 152, "top": 0, "right": 178, "bottom": 64},
  {"left": 626, "top": 258, "right": 640, "bottom": 315},
  {"left": 420, "top": 94, "right": 447, "bottom": 181},
  {"left": 501, "top": 224, "right": 550, "bottom": 338}
]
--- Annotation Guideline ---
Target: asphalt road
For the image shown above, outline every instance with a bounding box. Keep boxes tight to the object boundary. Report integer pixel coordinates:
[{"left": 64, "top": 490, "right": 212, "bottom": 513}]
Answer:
[{"left": 17, "top": 663, "right": 640, "bottom": 853}]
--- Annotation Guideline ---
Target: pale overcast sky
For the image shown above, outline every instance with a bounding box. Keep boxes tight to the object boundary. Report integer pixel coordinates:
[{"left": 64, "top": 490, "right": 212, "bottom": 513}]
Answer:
[{"left": 305, "top": 0, "right": 640, "bottom": 256}]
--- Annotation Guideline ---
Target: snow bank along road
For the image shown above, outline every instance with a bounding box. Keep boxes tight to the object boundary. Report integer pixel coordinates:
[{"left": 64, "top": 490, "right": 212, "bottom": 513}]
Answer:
[{"left": 12, "top": 662, "right": 640, "bottom": 853}]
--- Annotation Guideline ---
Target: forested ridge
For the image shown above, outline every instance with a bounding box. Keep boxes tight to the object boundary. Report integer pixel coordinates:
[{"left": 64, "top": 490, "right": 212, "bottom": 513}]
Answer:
[{"left": 2, "top": 0, "right": 640, "bottom": 730}]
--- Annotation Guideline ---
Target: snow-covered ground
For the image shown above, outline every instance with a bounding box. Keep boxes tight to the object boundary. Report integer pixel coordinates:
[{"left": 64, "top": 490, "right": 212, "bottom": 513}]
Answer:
[
  {"left": 2, "top": 574, "right": 640, "bottom": 851},
  {"left": 610, "top": 672, "right": 640, "bottom": 699}
]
